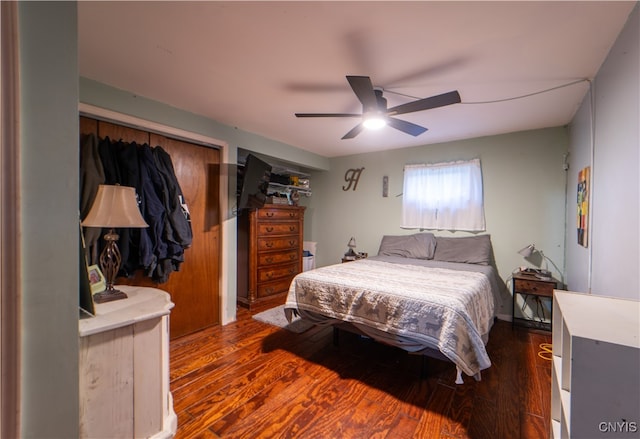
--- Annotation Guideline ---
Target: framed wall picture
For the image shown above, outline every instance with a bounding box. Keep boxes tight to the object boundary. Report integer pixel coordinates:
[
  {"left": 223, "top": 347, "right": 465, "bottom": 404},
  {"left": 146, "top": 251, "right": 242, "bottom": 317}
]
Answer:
[
  {"left": 88, "top": 264, "right": 106, "bottom": 295},
  {"left": 577, "top": 166, "right": 590, "bottom": 247}
]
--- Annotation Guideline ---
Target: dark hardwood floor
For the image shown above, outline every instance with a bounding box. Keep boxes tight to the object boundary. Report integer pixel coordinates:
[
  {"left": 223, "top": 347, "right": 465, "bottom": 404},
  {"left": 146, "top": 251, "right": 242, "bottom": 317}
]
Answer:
[{"left": 170, "top": 304, "right": 551, "bottom": 439}]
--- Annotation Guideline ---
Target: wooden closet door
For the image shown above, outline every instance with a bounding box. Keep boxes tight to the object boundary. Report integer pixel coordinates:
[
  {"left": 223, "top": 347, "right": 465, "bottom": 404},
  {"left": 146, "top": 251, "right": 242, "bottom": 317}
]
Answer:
[
  {"left": 80, "top": 117, "right": 221, "bottom": 338},
  {"left": 149, "top": 133, "right": 221, "bottom": 338}
]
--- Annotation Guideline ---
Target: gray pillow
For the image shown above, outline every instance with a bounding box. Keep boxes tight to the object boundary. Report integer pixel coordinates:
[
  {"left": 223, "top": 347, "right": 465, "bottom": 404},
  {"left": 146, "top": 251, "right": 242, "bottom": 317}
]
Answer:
[
  {"left": 377, "top": 233, "right": 437, "bottom": 259},
  {"left": 433, "top": 235, "right": 492, "bottom": 265}
]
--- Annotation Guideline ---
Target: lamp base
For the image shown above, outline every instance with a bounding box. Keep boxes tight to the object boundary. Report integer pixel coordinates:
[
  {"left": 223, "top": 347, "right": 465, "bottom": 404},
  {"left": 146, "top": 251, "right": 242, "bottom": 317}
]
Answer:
[{"left": 93, "top": 288, "right": 128, "bottom": 304}]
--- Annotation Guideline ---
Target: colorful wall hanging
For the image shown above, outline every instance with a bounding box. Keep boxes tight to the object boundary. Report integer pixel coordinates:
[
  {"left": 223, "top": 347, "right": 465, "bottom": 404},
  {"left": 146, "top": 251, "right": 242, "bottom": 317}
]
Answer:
[{"left": 577, "top": 166, "right": 589, "bottom": 247}]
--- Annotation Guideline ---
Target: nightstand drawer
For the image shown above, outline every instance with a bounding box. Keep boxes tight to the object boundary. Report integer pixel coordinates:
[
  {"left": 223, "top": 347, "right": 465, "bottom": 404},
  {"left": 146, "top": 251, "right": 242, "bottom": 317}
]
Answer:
[{"left": 514, "top": 278, "right": 554, "bottom": 297}]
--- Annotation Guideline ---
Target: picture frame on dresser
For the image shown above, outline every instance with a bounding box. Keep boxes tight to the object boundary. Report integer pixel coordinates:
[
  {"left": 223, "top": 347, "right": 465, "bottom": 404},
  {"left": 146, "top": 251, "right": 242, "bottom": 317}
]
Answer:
[{"left": 87, "top": 264, "right": 106, "bottom": 295}]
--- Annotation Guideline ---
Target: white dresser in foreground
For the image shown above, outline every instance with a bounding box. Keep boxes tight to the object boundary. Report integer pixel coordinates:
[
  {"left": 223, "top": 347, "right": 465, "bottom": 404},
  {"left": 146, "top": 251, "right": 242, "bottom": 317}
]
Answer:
[
  {"left": 551, "top": 290, "right": 639, "bottom": 439},
  {"left": 79, "top": 286, "right": 177, "bottom": 438}
]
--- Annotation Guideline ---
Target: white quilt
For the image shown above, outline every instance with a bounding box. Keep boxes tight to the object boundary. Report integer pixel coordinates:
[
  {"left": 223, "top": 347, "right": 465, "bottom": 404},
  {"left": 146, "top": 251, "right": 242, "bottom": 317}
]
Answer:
[{"left": 285, "top": 258, "right": 495, "bottom": 380}]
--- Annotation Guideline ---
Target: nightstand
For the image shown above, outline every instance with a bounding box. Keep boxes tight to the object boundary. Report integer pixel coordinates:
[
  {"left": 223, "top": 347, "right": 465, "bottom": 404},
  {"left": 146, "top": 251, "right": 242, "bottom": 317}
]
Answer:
[{"left": 512, "top": 271, "right": 559, "bottom": 331}]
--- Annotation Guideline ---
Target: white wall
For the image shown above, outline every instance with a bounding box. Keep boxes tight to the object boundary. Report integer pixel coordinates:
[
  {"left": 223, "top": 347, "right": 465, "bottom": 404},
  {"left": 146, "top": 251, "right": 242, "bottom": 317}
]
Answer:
[
  {"left": 18, "top": 3, "right": 79, "bottom": 437},
  {"left": 307, "top": 127, "right": 569, "bottom": 317},
  {"left": 566, "top": 3, "right": 639, "bottom": 299}
]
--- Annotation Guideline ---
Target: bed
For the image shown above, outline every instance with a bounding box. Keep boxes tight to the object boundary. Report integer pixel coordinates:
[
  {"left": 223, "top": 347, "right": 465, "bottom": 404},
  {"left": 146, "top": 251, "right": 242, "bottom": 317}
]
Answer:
[{"left": 284, "top": 233, "right": 503, "bottom": 384}]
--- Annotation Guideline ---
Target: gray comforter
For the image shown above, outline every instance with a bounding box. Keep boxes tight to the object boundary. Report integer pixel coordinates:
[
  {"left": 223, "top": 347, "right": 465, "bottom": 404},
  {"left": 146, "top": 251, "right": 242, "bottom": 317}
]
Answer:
[{"left": 284, "top": 256, "right": 498, "bottom": 381}]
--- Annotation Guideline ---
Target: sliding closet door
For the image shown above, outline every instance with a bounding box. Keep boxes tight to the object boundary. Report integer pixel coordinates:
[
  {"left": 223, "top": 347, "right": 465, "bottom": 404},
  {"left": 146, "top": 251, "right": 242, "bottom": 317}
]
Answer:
[
  {"left": 80, "top": 117, "right": 221, "bottom": 338},
  {"left": 149, "top": 133, "right": 221, "bottom": 338}
]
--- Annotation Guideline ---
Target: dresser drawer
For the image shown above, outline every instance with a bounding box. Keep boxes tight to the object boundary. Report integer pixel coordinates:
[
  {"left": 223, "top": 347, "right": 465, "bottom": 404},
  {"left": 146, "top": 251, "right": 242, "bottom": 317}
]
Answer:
[
  {"left": 258, "top": 263, "right": 298, "bottom": 283},
  {"left": 258, "top": 250, "right": 299, "bottom": 266},
  {"left": 257, "top": 276, "right": 296, "bottom": 298},
  {"left": 514, "top": 278, "right": 554, "bottom": 297},
  {"left": 257, "top": 208, "right": 301, "bottom": 221},
  {"left": 257, "top": 237, "right": 299, "bottom": 251},
  {"left": 257, "top": 223, "right": 299, "bottom": 236}
]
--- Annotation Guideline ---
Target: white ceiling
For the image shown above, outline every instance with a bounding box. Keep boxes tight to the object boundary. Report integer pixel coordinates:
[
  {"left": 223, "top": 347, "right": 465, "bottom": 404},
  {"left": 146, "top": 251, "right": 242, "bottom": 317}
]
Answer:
[{"left": 78, "top": 1, "right": 635, "bottom": 158}]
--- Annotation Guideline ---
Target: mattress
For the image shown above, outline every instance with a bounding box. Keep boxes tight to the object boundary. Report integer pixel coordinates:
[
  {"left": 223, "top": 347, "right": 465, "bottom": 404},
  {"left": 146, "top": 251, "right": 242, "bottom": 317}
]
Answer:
[{"left": 284, "top": 255, "right": 499, "bottom": 382}]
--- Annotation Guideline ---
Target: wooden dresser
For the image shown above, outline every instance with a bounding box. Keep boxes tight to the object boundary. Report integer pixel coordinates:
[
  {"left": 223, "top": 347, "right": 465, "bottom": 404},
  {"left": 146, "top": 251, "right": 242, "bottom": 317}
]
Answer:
[{"left": 237, "top": 204, "right": 305, "bottom": 309}]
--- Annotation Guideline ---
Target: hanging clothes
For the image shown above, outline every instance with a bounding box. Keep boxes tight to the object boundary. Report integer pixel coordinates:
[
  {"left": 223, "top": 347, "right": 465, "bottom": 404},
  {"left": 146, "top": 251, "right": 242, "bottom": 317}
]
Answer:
[
  {"left": 97, "top": 136, "right": 121, "bottom": 185},
  {"left": 153, "top": 146, "right": 193, "bottom": 248},
  {"left": 138, "top": 143, "right": 174, "bottom": 282},
  {"left": 80, "top": 136, "right": 193, "bottom": 284},
  {"left": 79, "top": 133, "right": 105, "bottom": 265}
]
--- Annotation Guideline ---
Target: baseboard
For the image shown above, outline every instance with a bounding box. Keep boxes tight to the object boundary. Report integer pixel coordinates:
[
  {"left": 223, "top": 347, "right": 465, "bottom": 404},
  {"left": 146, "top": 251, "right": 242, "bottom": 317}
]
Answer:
[{"left": 496, "top": 313, "right": 512, "bottom": 322}]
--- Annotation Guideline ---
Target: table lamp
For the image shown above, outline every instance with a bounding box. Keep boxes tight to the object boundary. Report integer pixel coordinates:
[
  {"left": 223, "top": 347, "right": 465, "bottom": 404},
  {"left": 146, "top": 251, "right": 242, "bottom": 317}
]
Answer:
[
  {"left": 81, "top": 185, "right": 148, "bottom": 303},
  {"left": 345, "top": 237, "right": 357, "bottom": 258},
  {"left": 517, "top": 243, "right": 554, "bottom": 280}
]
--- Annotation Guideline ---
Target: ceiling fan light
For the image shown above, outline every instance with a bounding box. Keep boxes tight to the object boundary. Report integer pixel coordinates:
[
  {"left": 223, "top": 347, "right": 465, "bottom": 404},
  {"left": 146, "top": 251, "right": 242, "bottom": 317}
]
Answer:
[{"left": 363, "top": 114, "right": 387, "bottom": 130}]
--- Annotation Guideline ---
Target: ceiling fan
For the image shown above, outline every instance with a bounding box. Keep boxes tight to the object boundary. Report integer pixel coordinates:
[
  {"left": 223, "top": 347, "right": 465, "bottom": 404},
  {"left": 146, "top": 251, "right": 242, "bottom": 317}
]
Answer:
[{"left": 295, "top": 76, "right": 461, "bottom": 139}]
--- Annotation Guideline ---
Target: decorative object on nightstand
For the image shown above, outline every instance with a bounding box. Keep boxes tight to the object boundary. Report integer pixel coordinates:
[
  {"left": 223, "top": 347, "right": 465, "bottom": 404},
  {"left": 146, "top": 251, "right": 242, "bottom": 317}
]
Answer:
[
  {"left": 81, "top": 184, "right": 148, "bottom": 303},
  {"left": 512, "top": 270, "right": 559, "bottom": 331}
]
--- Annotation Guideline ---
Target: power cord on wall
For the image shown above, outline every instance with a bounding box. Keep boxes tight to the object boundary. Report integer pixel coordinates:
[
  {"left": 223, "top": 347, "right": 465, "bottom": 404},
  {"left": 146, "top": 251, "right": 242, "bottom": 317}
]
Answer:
[{"left": 385, "top": 79, "right": 590, "bottom": 105}]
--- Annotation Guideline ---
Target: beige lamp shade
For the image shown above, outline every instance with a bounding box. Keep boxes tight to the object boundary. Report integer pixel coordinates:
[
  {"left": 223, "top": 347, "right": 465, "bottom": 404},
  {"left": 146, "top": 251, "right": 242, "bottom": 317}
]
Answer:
[{"left": 82, "top": 185, "right": 148, "bottom": 228}]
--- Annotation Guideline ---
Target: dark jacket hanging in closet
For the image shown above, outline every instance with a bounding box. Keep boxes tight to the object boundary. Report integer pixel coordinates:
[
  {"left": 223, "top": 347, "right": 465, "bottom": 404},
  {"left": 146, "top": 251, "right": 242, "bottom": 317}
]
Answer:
[{"left": 81, "top": 136, "right": 193, "bottom": 284}]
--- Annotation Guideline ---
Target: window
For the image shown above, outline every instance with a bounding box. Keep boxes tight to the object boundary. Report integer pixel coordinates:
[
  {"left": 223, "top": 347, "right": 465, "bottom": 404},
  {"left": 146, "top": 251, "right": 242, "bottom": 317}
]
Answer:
[{"left": 402, "top": 158, "right": 485, "bottom": 231}]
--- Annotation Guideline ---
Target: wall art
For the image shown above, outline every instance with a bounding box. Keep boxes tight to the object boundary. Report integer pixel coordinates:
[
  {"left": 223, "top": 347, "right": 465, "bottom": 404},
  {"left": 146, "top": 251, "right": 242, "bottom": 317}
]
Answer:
[
  {"left": 577, "top": 166, "right": 589, "bottom": 247},
  {"left": 342, "top": 167, "right": 365, "bottom": 191}
]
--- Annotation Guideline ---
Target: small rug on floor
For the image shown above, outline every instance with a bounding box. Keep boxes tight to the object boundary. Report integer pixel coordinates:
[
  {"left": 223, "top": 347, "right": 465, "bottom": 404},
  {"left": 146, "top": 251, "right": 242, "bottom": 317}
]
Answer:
[{"left": 252, "top": 305, "right": 314, "bottom": 333}]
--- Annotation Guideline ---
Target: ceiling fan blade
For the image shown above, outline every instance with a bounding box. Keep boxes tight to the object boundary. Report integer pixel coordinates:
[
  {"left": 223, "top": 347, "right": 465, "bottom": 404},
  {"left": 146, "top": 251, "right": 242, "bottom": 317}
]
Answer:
[
  {"left": 387, "top": 117, "right": 428, "bottom": 137},
  {"left": 295, "top": 113, "right": 361, "bottom": 118},
  {"left": 346, "top": 76, "right": 378, "bottom": 112},
  {"left": 387, "top": 90, "right": 461, "bottom": 116},
  {"left": 342, "top": 123, "right": 364, "bottom": 140}
]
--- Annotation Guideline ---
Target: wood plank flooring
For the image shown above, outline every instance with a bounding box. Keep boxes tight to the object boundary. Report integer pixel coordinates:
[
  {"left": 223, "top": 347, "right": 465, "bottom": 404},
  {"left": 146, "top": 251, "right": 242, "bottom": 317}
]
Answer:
[{"left": 170, "top": 305, "right": 551, "bottom": 438}]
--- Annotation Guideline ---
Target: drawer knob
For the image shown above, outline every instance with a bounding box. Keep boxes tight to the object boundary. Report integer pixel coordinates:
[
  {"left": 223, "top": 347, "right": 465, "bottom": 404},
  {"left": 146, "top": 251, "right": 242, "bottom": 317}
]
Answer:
[
  {"left": 265, "top": 287, "right": 274, "bottom": 294},
  {"left": 289, "top": 226, "right": 295, "bottom": 232},
  {"left": 289, "top": 240, "right": 295, "bottom": 246},
  {"left": 266, "top": 212, "right": 274, "bottom": 217},
  {"left": 266, "top": 227, "right": 274, "bottom": 232},
  {"left": 265, "top": 242, "right": 274, "bottom": 248},
  {"left": 265, "top": 272, "right": 273, "bottom": 279},
  {"left": 265, "top": 257, "right": 273, "bottom": 263}
]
